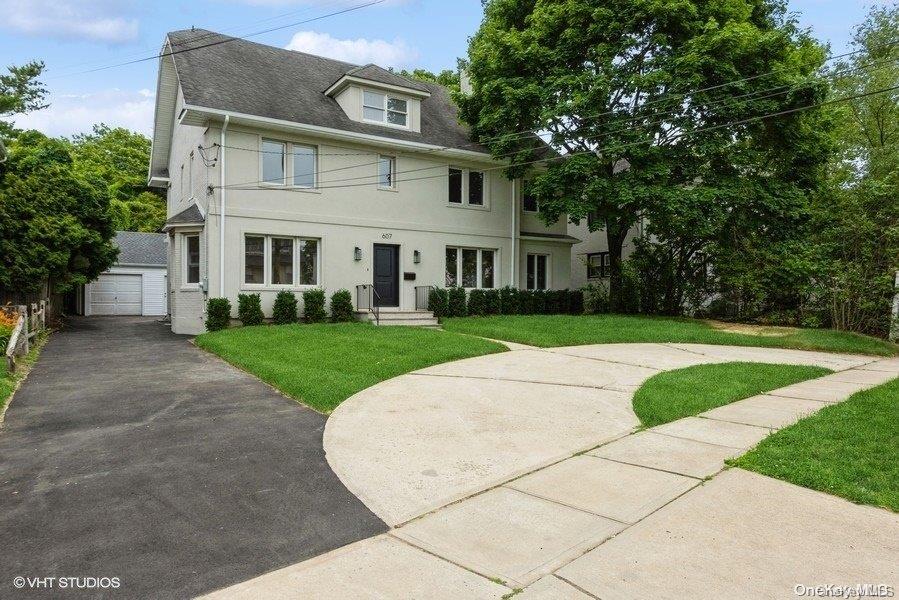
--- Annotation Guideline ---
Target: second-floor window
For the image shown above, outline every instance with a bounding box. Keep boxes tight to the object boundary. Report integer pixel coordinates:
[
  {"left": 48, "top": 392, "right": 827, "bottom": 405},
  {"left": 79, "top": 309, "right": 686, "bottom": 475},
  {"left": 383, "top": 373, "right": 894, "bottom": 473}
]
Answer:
[
  {"left": 378, "top": 155, "right": 396, "bottom": 189},
  {"left": 363, "top": 90, "right": 408, "bottom": 127},
  {"left": 448, "top": 167, "right": 487, "bottom": 207},
  {"left": 262, "top": 139, "right": 317, "bottom": 188},
  {"left": 523, "top": 192, "right": 538, "bottom": 213}
]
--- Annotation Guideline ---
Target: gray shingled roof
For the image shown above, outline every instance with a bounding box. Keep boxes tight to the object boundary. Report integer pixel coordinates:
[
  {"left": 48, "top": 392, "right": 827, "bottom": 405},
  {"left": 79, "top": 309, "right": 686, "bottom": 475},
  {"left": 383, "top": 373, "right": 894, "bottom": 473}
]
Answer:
[
  {"left": 114, "top": 231, "right": 167, "bottom": 266},
  {"left": 165, "top": 204, "right": 204, "bottom": 227},
  {"left": 340, "top": 64, "right": 431, "bottom": 93},
  {"left": 167, "top": 29, "right": 487, "bottom": 153}
]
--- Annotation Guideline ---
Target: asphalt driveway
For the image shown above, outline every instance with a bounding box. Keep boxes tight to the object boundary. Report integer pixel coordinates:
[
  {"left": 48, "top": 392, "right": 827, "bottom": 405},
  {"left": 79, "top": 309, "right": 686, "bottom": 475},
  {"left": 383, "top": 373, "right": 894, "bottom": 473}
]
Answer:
[{"left": 0, "top": 317, "right": 386, "bottom": 599}]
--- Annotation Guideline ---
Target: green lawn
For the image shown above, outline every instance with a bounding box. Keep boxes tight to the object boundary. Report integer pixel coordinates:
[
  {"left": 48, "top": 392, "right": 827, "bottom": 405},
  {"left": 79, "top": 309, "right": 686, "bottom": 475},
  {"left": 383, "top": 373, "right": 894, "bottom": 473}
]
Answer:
[
  {"left": 633, "top": 362, "right": 832, "bottom": 427},
  {"left": 195, "top": 322, "right": 506, "bottom": 413},
  {"left": 442, "top": 315, "right": 898, "bottom": 356},
  {"left": 732, "top": 377, "right": 899, "bottom": 512}
]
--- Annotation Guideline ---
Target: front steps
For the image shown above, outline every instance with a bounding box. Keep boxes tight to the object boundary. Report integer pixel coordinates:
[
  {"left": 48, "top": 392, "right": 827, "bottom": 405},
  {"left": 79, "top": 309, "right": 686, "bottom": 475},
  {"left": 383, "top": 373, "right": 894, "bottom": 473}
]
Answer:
[{"left": 355, "top": 310, "right": 439, "bottom": 327}]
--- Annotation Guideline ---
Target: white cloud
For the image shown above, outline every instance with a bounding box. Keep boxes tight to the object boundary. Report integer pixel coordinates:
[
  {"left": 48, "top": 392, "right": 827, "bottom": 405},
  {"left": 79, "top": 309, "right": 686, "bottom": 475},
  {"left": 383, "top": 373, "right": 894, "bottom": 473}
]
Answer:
[
  {"left": 285, "top": 30, "right": 418, "bottom": 67},
  {"left": 12, "top": 89, "right": 155, "bottom": 138},
  {"left": 0, "top": 0, "right": 139, "bottom": 44}
]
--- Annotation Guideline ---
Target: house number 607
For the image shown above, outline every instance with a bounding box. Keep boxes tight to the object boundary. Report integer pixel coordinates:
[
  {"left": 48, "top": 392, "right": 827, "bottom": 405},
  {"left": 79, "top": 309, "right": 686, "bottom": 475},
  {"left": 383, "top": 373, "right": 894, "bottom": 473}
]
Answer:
[{"left": 381, "top": 233, "right": 392, "bottom": 239}]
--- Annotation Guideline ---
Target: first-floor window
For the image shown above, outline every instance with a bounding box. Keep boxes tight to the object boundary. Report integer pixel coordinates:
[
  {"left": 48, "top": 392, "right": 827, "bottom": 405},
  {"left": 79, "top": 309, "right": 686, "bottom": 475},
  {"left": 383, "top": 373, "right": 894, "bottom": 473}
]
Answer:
[
  {"left": 587, "top": 252, "right": 611, "bottom": 279},
  {"left": 244, "top": 235, "right": 319, "bottom": 286},
  {"left": 445, "top": 247, "right": 495, "bottom": 289},
  {"left": 184, "top": 234, "right": 200, "bottom": 285},
  {"left": 526, "top": 253, "right": 548, "bottom": 290}
]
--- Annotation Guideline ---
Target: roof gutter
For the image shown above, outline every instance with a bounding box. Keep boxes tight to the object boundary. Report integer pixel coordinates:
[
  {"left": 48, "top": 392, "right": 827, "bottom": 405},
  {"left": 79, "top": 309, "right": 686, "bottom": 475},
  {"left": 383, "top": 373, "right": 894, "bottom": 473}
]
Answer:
[{"left": 219, "top": 115, "right": 230, "bottom": 297}]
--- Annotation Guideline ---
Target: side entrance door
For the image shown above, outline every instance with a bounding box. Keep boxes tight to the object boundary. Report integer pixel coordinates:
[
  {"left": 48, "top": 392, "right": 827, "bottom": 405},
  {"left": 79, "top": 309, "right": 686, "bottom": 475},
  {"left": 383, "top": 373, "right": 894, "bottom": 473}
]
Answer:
[{"left": 372, "top": 244, "right": 399, "bottom": 307}]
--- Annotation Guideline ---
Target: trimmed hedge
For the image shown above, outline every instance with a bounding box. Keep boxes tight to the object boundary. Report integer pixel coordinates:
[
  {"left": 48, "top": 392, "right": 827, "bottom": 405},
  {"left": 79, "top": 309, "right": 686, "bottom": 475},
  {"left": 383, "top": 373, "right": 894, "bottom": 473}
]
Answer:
[
  {"left": 428, "top": 287, "right": 586, "bottom": 317},
  {"left": 330, "top": 289, "right": 355, "bottom": 322},
  {"left": 272, "top": 291, "right": 298, "bottom": 324},
  {"left": 428, "top": 287, "right": 449, "bottom": 319},
  {"left": 448, "top": 286, "right": 467, "bottom": 317},
  {"left": 303, "top": 288, "right": 327, "bottom": 323},
  {"left": 237, "top": 293, "right": 264, "bottom": 326},
  {"left": 467, "top": 288, "right": 487, "bottom": 316},
  {"left": 206, "top": 298, "right": 232, "bottom": 331},
  {"left": 499, "top": 286, "right": 519, "bottom": 315},
  {"left": 484, "top": 289, "right": 501, "bottom": 315}
]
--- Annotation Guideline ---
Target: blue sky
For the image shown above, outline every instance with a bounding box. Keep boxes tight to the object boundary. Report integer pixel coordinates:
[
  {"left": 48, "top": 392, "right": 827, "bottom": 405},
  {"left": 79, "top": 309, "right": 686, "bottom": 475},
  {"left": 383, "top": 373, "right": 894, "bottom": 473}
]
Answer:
[{"left": 2, "top": 0, "right": 885, "bottom": 137}]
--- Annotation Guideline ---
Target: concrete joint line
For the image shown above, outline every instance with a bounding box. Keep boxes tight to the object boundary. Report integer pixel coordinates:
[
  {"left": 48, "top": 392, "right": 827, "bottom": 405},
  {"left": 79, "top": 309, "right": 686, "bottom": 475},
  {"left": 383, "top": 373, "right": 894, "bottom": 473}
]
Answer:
[
  {"left": 649, "top": 429, "right": 746, "bottom": 451},
  {"left": 406, "top": 371, "right": 629, "bottom": 393}
]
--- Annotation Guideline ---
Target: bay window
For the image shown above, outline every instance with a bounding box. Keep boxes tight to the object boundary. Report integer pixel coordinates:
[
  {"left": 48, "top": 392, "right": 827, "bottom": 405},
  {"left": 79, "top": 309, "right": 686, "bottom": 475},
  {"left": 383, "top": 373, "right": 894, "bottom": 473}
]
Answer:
[
  {"left": 526, "top": 253, "right": 549, "bottom": 290},
  {"left": 244, "top": 234, "right": 319, "bottom": 287},
  {"left": 445, "top": 247, "right": 496, "bottom": 289}
]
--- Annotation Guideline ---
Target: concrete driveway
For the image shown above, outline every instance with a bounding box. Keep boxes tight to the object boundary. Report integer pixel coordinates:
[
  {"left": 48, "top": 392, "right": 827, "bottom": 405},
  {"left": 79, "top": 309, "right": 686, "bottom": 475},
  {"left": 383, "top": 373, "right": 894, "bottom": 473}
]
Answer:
[{"left": 0, "top": 317, "right": 386, "bottom": 599}]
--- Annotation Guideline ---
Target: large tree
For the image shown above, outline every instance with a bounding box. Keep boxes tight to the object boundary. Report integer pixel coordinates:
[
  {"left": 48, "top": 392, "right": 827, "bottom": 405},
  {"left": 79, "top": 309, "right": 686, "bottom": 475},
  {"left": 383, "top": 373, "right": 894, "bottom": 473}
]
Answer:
[
  {"left": 459, "top": 0, "right": 829, "bottom": 309},
  {"left": 70, "top": 124, "right": 166, "bottom": 232},
  {"left": 0, "top": 131, "right": 117, "bottom": 297},
  {"left": 0, "top": 61, "right": 47, "bottom": 139}
]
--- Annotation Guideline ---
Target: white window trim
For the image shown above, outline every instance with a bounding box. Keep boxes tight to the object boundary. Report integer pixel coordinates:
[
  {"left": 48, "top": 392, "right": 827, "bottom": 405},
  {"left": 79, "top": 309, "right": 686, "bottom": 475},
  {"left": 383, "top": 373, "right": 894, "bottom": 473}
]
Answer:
[
  {"left": 362, "top": 89, "right": 410, "bottom": 129},
  {"left": 445, "top": 246, "right": 497, "bottom": 290},
  {"left": 526, "top": 252, "right": 551, "bottom": 290},
  {"left": 377, "top": 155, "right": 397, "bottom": 191},
  {"left": 259, "top": 137, "right": 320, "bottom": 192},
  {"left": 181, "top": 233, "right": 200, "bottom": 290},
  {"left": 447, "top": 166, "right": 489, "bottom": 210},
  {"left": 241, "top": 234, "right": 321, "bottom": 290}
]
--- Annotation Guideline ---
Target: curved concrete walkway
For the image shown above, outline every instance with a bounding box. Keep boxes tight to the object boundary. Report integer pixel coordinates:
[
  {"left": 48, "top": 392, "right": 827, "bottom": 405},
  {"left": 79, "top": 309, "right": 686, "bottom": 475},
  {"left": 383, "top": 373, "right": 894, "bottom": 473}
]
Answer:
[
  {"left": 206, "top": 343, "right": 899, "bottom": 599},
  {"left": 324, "top": 342, "right": 873, "bottom": 526}
]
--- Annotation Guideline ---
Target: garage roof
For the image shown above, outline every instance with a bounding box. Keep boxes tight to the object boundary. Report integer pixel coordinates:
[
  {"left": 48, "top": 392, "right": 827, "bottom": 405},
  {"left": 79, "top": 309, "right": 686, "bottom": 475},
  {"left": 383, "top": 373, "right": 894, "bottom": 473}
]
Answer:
[{"left": 114, "top": 231, "right": 167, "bottom": 266}]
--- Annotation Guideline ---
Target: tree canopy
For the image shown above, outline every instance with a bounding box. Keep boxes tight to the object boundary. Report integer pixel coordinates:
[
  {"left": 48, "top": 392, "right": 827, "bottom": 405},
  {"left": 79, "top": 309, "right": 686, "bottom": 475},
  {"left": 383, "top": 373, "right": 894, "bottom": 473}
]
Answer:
[
  {"left": 0, "top": 61, "right": 47, "bottom": 139},
  {"left": 0, "top": 131, "right": 117, "bottom": 296},
  {"left": 460, "top": 0, "right": 830, "bottom": 309}
]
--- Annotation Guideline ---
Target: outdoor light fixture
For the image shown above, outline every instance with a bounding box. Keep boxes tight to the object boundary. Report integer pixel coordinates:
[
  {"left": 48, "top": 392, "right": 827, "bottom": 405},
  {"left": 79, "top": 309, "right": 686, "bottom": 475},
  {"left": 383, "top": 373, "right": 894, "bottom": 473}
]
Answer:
[
  {"left": 354, "top": 246, "right": 362, "bottom": 261},
  {"left": 413, "top": 250, "right": 421, "bottom": 264}
]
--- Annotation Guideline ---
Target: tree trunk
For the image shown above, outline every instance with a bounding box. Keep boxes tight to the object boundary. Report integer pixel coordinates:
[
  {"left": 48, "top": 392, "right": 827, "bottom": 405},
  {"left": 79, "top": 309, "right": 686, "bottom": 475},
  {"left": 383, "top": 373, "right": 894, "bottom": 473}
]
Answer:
[{"left": 606, "top": 223, "right": 628, "bottom": 313}]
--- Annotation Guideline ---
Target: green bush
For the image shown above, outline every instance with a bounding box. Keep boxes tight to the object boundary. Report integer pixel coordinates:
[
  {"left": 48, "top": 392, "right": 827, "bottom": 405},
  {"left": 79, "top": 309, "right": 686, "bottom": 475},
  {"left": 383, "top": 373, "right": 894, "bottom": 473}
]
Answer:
[
  {"left": 532, "top": 289, "right": 547, "bottom": 314},
  {"left": 428, "top": 287, "right": 449, "bottom": 318},
  {"left": 468, "top": 289, "right": 487, "bottom": 316},
  {"left": 237, "top": 294, "right": 264, "bottom": 326},
  {"left": 448, "top": 286, "right": 467, "bottom": 317},
  {"left": 568, "top": 289, "right": 585, "bottom": 314},
  {"left": 330, "top": 289, "right": 355, "bottom": 322},
  {"left": 302, "top": 288, "right": 327, "bottom": 323},
  {"left": 518, "top": 289, "right": 535, "bottom": 314},
  {"left": 206, "top": 298, "right": 232, "bottom": 331},
  {"left": 499, "top": 286, "right": 519, "bottom": 314},
  {"left": 484, "top": 289, "right": 501, "bottom": 315},
  {"left": 583, "top": 283, "right": 610, "bottom": 314},
  {"left": 272, "top": 291, "right": 298, "bottom": 324}
]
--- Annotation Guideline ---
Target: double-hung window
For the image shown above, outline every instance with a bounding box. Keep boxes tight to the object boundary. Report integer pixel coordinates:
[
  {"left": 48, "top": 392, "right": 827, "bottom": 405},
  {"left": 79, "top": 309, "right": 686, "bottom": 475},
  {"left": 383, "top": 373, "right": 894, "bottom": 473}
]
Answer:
[
  {"left": 526, "top": 253, "right": 549, "bottom": 290},
  {"left": 183, "top": 234, "right": 200, "bottom": 286},
  {"left": 587, "top": 252, "right": 611, "bottom": 279},
  {"left": 445, "top": 247, "right": 495, "bottom": 289},
  {"left": 378, "top": 155, "right": 396, "bottom": 189},
  {"left": 244, "top": 235, "right": 319, "bottom": 287},
  {"left": 363, "top": 90, "right": 408, "bottom": 127},
  {"left": 447, "top": 167, "right": 487, "bottom": 207},
  {"left": 262, "top": 139, "right": 317, "bottom": 188}
]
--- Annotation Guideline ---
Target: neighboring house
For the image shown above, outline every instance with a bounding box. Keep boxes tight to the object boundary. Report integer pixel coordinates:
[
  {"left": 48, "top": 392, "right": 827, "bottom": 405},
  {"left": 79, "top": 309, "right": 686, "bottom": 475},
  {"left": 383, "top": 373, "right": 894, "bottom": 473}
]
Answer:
[
  {"left": 149, "top": 29, "right": 573, "bottom": 335},
  {"left": 79, "top": 231, "right": 168, "bottom": 316},
  {"left": 568, "top": 216, "right": 644, "bottom": 290}
]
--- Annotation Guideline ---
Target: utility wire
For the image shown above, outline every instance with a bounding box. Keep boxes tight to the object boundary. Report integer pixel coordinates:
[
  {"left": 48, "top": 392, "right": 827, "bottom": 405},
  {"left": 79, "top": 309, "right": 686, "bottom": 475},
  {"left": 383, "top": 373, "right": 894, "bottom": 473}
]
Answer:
[
  {"left": 214, "top": 83, "right": 899, "bottom": 192},
  {"left": 214, "top": 58, "right": 897, "bottom": 189}
]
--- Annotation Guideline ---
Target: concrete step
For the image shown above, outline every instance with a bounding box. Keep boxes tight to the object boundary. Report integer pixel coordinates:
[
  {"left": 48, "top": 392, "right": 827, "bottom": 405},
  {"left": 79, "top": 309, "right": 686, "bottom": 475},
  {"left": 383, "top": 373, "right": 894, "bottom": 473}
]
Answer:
[
  {"left": 377, "top": 318, "right": 440, "bottom": 327},
  {"left": 355, "top": 311, "right": 438, "bottom": 326}
]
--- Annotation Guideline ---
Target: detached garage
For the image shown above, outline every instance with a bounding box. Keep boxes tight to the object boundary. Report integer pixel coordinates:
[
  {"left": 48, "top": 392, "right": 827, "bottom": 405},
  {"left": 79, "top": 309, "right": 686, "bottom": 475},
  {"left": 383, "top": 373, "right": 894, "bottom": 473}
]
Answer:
[{"left": 82, "top": 232, "right": 168, "bottom": 317}]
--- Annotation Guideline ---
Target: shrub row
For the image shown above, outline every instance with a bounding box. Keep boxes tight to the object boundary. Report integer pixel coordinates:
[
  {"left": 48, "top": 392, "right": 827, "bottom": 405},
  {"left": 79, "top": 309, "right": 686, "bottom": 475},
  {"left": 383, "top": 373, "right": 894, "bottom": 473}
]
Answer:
[
  {"left": 428, "top": 286, "right": 584, "bottom": 318},
  {"left": 204, "top": 289, "right": 357, "bottom": 331}
]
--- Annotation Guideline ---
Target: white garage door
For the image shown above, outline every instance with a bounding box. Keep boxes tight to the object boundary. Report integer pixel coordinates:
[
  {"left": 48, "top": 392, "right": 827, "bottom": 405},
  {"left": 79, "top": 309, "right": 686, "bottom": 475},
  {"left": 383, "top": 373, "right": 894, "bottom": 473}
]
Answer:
[{"left": 90, "top": 273, "right": 142, "bottom": 315}]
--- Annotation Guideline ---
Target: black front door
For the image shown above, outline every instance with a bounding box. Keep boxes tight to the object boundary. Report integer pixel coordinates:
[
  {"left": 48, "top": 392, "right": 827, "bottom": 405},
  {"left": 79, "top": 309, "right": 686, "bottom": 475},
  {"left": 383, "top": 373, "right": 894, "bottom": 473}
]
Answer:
[{"left": 373, "top": 244, "right": 399, "bottom": 307}]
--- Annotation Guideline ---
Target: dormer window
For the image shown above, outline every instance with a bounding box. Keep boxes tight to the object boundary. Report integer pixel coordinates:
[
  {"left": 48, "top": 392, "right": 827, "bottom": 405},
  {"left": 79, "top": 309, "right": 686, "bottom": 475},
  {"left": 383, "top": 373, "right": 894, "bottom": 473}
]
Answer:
[{"left": 363, "top": 90, "right": 408, "bottom": 127}]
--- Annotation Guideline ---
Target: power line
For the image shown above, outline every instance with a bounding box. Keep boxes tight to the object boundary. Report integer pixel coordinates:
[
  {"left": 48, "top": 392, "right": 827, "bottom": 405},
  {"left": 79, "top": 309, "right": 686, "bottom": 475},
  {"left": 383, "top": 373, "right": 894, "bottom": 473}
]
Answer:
[
  {"left": 49, "top": 0, "right": 386, "bottom": 78},
  {"left": 214, "top": 58, "right": 897, "bottom": 189},
  {"left": 214, "top": 83, "right": 899, "bottom": 192}
]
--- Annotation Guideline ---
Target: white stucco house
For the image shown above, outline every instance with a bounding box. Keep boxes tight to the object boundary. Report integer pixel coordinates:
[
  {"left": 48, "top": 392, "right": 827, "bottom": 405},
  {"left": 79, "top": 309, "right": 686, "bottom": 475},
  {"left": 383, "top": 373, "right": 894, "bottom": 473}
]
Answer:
[
  {"left": 148, "top": 29, "right": 576, "bottom": 335},
  {"left": 80, "top": 231, "right": 168, "bottom": 316}
]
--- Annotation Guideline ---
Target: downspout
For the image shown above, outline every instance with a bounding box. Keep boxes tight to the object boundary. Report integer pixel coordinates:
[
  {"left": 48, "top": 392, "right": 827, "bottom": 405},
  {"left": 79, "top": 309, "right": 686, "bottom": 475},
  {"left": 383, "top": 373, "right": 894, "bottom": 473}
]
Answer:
[
  {"left": 510, "top": 178, "right": 517, "bottom": 288},
  {"left": 219, "top": 115, "right": 230, "bottom": 296}
]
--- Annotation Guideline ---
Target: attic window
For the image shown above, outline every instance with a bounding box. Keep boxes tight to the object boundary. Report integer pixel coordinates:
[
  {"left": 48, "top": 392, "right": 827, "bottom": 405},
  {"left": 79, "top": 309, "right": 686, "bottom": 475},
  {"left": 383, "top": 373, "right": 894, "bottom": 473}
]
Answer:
[{"left": 363, "top": 90, "right": 408, "bottom": 127}]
